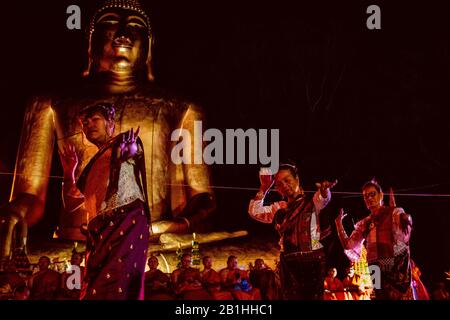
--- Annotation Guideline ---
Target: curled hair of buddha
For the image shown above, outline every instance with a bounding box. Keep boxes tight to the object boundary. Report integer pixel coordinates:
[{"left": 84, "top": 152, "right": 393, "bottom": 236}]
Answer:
[
  {"left": 362, "top": 178, "right": 383, "bottom": 193},
  {"left": 88, "top": 0, "right": 152, "bottom": 36},
  {"left": 79, "top": 103, "right": 116, "bottom": 123}
]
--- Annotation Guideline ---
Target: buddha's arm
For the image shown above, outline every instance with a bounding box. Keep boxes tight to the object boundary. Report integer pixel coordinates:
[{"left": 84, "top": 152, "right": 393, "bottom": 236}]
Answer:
[
  {"left": 156, "top": 103, "right": 215, "bottom": 235},
  {"left": 1, "top": 97, "right": 54, "bottom": 259},
  {"left": 9, "top": 96, "right": 55, "bottom": 225},
  {"left": 178, "top": 104, "right": 216, "bottom": 231}
]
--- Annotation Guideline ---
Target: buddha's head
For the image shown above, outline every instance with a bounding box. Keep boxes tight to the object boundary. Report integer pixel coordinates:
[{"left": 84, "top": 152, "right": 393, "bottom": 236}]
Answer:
[{"left": 84, "top": 0, "right": 154, "bottom": 81}]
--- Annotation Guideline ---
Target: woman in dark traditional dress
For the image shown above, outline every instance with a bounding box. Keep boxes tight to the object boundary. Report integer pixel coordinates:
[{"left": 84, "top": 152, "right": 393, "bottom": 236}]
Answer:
[{"left": 59, "top": 103, "right": 150, "bottom": 300}]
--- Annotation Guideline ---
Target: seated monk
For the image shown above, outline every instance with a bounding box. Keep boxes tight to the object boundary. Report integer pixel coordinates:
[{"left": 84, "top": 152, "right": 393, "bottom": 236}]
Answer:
[
  {"left": 342, "top": 264, "right": 371, "bottom": 300},
  {"left": 172, "top": 254, "right": 212, "bottom": 300},
  {"left": 0, "top": 260, "right": 26, "bottom": 295},
  {"left": 249, "top": 258, "right": 279, "bottom": 300},
  {"left": 13, "top": 284, "right": 30, "bottom": 300},
  {"left": 144, "top": 255, "right": 174, "bottom": 300},
  {"left": 431, "top": 282, "right": 450, "bottom": 300},
  {"left": 219, "top": 256, "right": 261, "bottom": 300},
  {"left": 200, "top": 256, "right": 233, "bottom": 300},
  {"left": 28, "top": 256, "right": 60, "bottom": 300},
  {"left": 59, "top": 252, "right": 85, "bottom": 300},
  {"left": 323, "top": 268, "right": 346, "bottom": 300}
]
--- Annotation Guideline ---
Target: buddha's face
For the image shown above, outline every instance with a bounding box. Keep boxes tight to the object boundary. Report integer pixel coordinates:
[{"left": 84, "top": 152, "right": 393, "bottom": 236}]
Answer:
[{"left": 91, "top": 8, "right": 149, "bottom": 75}]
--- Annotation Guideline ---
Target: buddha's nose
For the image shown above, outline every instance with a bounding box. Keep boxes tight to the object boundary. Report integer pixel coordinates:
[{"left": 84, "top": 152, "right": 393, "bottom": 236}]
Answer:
[{"left": 113, "top": 35, "right": 132, "bottom": 47}]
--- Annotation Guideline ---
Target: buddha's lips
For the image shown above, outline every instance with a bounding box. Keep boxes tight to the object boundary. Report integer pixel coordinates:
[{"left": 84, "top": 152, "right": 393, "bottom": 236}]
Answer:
[{"left": 113, "top": 44, "right": 132, "bottom": 49}]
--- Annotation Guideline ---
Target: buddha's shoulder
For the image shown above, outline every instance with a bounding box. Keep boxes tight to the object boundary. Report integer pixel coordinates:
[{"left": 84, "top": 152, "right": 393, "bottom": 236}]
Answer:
[
  {"left": 25, "top": 83, "right": 92, "bottom": 110},
  {"left": 136, "top": 84, "right": 203, "bottom": 111},
  {"left": 26, "top": 82, "right": 205, "bottom": 115},
  {"left": 26, "top": 78, "right": 86, "bottom": 100}
]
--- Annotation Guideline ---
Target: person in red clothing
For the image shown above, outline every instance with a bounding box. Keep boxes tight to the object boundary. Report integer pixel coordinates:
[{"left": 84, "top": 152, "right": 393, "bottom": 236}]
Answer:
[
  {"left": 60, "top": 103, "right": 150, "bottom": 300},
  {"left": 172, "top": 253, "right": 212, "bottom": 300},
  {"left": 200, "top": 256, "right": 233, "bottom": 300},
  {"left": 59, "top": 252, "right": 85, "bottom": 300},
  {"left": 28, "top": 256, "right": 60, "bottom": 300},
  {"left": 336, "top": 179, "right": 414, "bottom": 300},
  {"left": 248, "top": 163, "right": 337, "bottom": 299},
  {"left": 323, "top": 268, "right": 346, "bottom": 300},
  {"left": 0, "top": 260, "right": 26, "bottom": 295},
  {"left": 249, "top": 258, "right": 279, "bottom": 300},
  {"left": 342, "top": 264, "right": 371, "bottom": 300},
  {"left": 144, "top": 255, "right": 174, "bottom": 300},
  {"left": 411, "top": 260, "right": 430, "bottom": 300},
  {"left": 219, "top": 255, "right": 261, "bottom": 300}
]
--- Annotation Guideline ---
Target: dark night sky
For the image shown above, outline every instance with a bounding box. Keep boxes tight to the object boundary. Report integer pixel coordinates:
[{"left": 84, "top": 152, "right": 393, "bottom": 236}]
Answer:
[{"left": 0, "top": 0, "right": 449, "bottom": 288}]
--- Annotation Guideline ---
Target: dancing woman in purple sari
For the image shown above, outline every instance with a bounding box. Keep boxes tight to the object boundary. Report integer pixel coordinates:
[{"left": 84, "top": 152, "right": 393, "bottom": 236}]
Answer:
[{"left": 59, "top": 103, "right": 150, "bottom": 300}]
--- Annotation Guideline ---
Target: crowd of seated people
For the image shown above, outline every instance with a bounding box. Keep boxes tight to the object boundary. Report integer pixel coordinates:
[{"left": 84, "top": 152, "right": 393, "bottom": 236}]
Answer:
[
  {"left": 0, "top": 253, "right": 83, "bottom": 300},
  {"left": 0, "top": 251, "right": 278, "bottom": 301},
  {"left": 218, "top": 255, "right": 261, "bottom": 300},
  {"left": 1, "top": 252, "right": 445, "bottom": 300},
  {"left": 323, "top": 265, "right": 373, "bottom": 300},
  {"left": 322, "top": 261, "right": 439, "bottom": 300},
  {"left": 144, "top": 254, "right": 279, "bottom": 301}
]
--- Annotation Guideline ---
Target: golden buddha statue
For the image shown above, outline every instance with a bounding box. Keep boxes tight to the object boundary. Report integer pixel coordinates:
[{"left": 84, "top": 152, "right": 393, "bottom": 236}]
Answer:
[{"left": 0, "top": 0, "right": 217, "bottom": 260}]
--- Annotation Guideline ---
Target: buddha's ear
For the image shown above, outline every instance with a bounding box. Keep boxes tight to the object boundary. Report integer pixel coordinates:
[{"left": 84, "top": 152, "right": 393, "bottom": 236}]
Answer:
[
  {"left": 146, "top": 35, "right": 155, "bottom": 81},
  {"left": 82, "top": 33, "right": 93, "bottom": 77}
]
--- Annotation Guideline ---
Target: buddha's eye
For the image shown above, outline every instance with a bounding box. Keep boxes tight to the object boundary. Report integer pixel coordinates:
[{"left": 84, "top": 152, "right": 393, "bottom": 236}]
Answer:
[
  {"left": 128, "top": 22, "right": 145, "bottom": 29},
  {"left": 97, "top": 13, "right": 120, "bottom": 26},
  {"left": 99, "top": 19, "right": 119, "bottom": 25},
  {"left": 127, "top": 16, "right": 147, "bottom": 29}
]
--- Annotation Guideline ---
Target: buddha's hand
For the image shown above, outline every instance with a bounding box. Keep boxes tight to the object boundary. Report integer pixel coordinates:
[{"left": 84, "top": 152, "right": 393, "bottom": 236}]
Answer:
[
  {"left": 151, "top": 219, "right": 189, "bottom": 234},
  {"left": 0, "top": 202, "right": 28, "bottom": 260}
]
